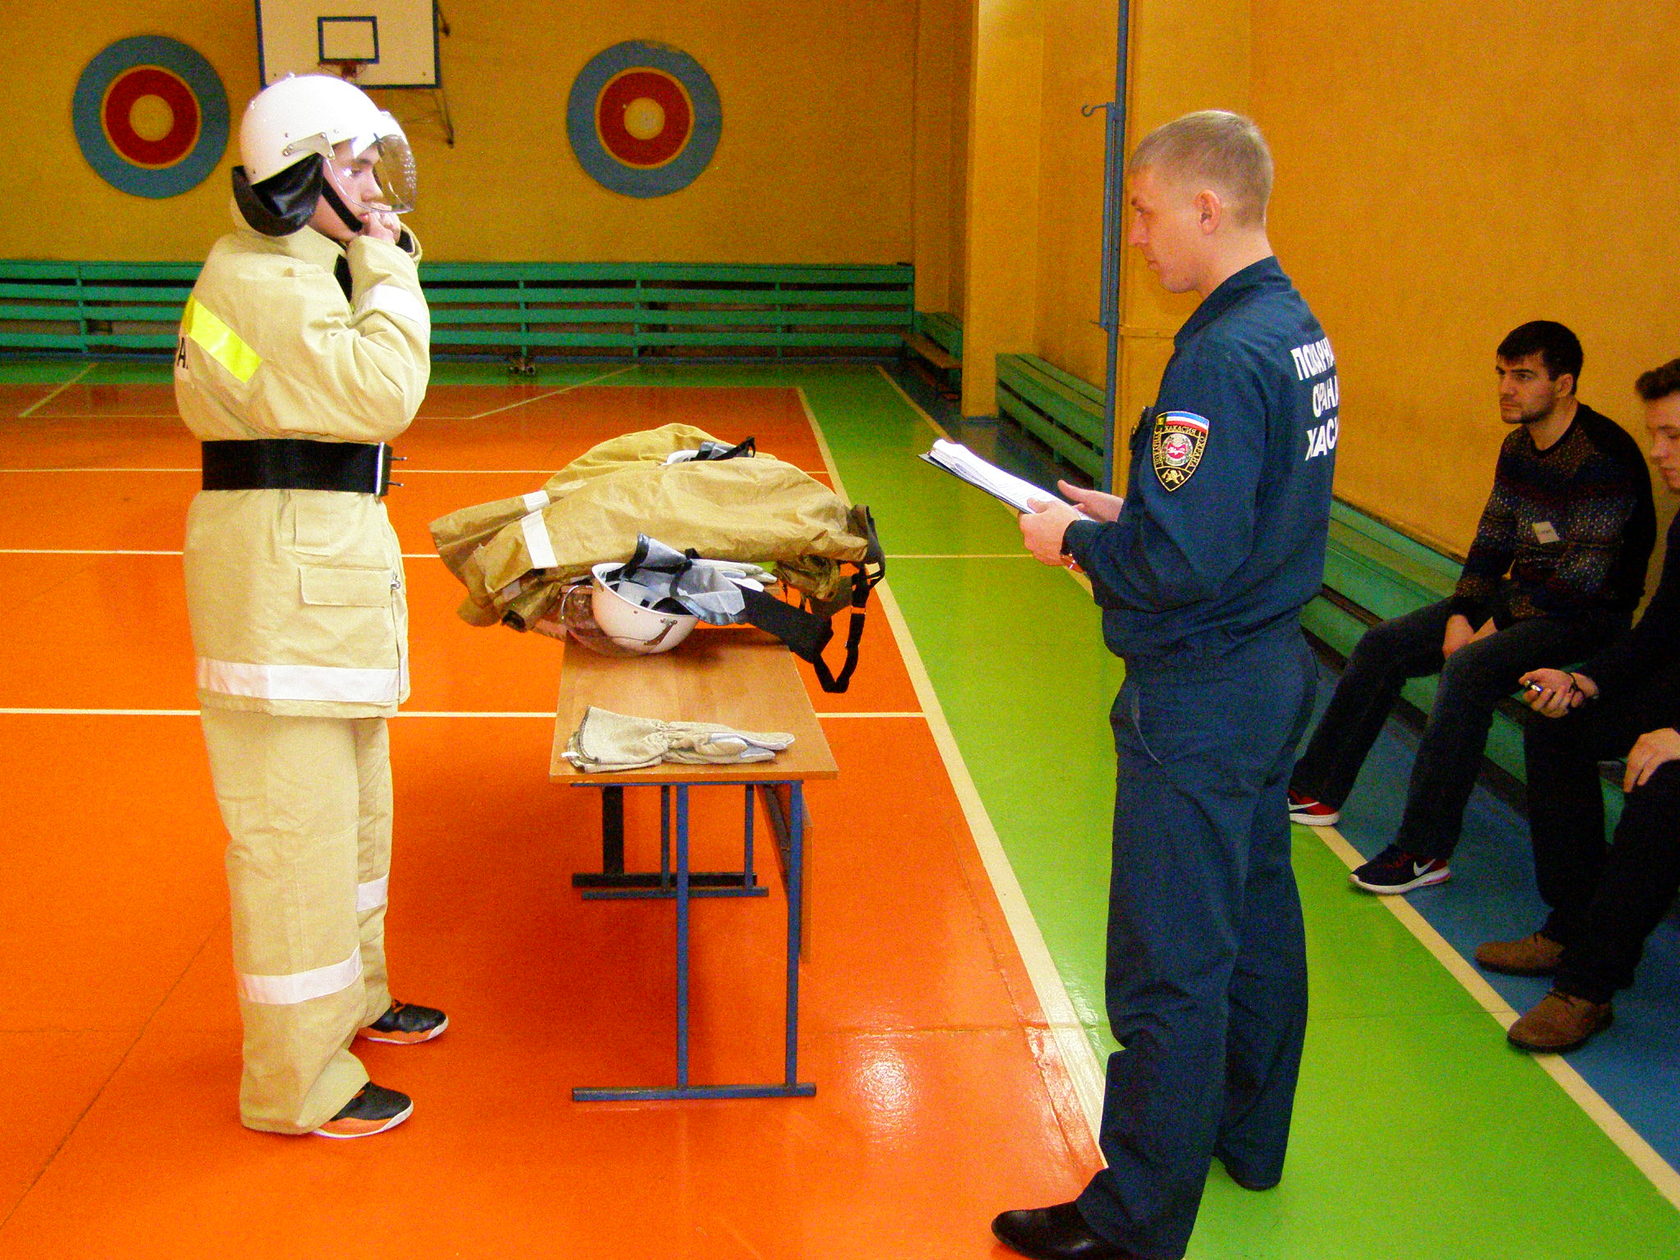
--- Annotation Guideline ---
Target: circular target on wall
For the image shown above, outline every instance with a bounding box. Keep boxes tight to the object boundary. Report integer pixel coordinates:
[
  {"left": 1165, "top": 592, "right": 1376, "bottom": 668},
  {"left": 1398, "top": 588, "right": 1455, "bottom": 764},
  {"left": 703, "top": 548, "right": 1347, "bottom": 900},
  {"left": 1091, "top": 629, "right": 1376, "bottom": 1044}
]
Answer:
[
  {"left": 567, "top": 41, "right": 721, "bottom": 198},
  {"left": 72, "top": 35, "right": 229, "bottom": 199}
]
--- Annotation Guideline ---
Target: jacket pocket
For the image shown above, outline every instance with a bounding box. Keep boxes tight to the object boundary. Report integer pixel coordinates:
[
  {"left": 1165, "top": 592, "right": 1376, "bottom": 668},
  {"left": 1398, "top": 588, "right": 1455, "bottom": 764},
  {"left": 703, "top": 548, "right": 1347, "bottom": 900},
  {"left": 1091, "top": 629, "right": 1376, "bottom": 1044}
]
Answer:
[{"left": 300, "top": 565, "right": 393, "bottom": 607}]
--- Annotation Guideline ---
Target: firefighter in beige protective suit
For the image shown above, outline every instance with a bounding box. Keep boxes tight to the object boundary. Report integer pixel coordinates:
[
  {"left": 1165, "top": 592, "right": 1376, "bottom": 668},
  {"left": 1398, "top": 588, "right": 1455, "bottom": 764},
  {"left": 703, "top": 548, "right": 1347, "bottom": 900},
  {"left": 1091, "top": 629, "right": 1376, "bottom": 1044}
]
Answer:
[{"left": 177, "top": 75, "right": 445, "bottom": 1139}]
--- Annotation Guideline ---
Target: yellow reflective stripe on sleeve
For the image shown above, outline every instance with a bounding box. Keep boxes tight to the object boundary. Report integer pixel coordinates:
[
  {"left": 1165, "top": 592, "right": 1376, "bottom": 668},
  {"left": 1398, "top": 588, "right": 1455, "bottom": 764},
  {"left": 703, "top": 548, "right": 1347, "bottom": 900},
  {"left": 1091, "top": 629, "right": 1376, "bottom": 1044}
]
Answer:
[{"left": 182, "top": 297, "right": 262, "bottom": 384}]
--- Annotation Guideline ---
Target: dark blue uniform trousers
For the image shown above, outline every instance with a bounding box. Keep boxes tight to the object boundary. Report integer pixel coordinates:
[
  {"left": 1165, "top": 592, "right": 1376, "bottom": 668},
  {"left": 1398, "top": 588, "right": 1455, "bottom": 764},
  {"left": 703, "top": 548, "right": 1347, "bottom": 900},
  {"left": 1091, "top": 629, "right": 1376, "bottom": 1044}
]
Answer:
[{"left": 1078, "top": 627, "right": 1316, "bottom": 1259}]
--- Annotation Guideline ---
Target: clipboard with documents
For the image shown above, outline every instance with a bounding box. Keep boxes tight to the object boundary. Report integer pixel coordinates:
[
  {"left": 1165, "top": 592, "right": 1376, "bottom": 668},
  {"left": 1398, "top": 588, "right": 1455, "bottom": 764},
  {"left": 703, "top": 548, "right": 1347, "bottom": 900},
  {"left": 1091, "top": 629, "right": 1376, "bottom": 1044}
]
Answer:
[{"left": 918, "top": 438, "right": 1083, "bottom": 515}]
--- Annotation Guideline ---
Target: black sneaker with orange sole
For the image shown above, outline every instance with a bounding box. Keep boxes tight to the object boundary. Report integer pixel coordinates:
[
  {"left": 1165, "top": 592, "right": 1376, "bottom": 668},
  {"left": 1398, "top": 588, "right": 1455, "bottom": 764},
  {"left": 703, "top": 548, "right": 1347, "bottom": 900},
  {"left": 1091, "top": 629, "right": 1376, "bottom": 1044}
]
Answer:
[
  {"left": 313, "top": 1083, "right": 413, "bottom": 1139},
  {"left": 358, "top": 1000, "right": 449, "bottom": 1045}
]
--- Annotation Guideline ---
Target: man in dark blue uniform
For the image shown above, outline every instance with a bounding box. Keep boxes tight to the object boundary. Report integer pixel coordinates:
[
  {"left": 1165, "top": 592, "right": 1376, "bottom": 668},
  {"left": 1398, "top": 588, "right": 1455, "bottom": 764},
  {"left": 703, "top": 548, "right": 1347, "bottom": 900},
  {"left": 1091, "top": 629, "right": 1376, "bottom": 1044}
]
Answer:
[{"left": 997, "top": 111, "right": 1337, "bottom": 1260}]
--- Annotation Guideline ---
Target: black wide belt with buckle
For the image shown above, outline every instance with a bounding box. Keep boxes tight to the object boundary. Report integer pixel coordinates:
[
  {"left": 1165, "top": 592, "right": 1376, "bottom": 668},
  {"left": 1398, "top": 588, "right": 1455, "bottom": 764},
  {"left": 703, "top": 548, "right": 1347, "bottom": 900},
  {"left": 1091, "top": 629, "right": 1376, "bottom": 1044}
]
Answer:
[{"left": 201, "top": 439, "right": 397, "bottom": 496}]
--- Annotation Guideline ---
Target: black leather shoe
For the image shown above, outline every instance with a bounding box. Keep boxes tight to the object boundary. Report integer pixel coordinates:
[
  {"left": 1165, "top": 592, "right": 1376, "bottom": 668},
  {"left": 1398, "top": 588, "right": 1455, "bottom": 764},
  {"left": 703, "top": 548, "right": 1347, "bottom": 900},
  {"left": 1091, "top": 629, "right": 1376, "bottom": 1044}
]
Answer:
[
  {"left": 358, "top": 999, "right": 448, "bottom": 1044},
  {"left": 991, "top": 1202, "right": 1138, "bottom": 1260}
]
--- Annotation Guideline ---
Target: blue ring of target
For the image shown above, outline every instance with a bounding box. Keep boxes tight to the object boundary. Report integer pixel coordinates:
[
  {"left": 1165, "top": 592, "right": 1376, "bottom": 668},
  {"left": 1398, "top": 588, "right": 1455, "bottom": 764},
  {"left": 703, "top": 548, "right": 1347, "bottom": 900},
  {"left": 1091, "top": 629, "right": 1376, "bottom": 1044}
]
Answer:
[
  {"left": 73, "top": 36, "right": 228, "bottom": 199},
  {"left": 567, "top": 41, "right": 721, "bottom": 198}
]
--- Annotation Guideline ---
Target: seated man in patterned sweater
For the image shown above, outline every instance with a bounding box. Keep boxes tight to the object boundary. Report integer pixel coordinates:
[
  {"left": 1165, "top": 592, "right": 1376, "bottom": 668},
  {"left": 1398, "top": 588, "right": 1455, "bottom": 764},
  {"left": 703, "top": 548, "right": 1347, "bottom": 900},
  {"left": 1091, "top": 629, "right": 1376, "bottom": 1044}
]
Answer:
[
  {"left": 1288, "top": 321, "right": 1655, "bottom": 893},
  {"left": 1478, "top": 357, "right": 1680, "bottom": 1052}
]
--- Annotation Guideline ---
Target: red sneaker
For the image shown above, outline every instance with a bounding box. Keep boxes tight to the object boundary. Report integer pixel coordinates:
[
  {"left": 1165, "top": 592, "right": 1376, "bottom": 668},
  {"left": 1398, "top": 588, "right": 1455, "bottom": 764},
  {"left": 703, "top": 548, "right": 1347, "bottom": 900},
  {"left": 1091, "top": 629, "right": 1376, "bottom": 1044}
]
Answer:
[{"left": 1287, "top": 789, "right": 1340, "bottom": 826}]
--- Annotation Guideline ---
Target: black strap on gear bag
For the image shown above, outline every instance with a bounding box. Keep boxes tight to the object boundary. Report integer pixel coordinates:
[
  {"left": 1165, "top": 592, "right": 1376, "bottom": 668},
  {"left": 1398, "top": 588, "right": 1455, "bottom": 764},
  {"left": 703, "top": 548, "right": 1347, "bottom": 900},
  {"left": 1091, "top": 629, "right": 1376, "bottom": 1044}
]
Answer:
[{"left": 737, "top": 505, "right": 884, "bottom": 693}]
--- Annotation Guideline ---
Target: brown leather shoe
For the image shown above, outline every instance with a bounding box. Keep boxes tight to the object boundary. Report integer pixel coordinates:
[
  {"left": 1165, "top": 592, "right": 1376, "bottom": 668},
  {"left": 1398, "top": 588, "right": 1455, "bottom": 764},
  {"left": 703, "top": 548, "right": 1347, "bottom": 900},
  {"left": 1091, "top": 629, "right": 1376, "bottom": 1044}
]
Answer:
[
  {"left": 1475, "top": 931, "right": 1564, "bottom": 976},
  {"left": 1507, "top": 990, "right": 1613, "bottom": 1053}
]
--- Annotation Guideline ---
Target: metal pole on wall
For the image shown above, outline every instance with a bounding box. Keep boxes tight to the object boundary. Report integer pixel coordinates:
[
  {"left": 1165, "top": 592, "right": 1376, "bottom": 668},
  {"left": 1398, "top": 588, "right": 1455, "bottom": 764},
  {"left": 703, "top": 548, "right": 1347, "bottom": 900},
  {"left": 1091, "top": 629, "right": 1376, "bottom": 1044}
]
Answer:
[{"left": 1083, "top": 0, "right": 1131, "bottom": 493}]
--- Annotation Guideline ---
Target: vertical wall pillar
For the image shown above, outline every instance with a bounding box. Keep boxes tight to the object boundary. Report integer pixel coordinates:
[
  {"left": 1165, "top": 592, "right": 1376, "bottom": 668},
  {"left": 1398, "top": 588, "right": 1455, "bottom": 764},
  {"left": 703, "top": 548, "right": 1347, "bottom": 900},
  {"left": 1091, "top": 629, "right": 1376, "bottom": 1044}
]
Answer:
[
  {"left": 960, "top": 0, "right": 1045, "bottom": 417},
  {"left": 912, "top": 0, "right": 959, "bottom": 316}
]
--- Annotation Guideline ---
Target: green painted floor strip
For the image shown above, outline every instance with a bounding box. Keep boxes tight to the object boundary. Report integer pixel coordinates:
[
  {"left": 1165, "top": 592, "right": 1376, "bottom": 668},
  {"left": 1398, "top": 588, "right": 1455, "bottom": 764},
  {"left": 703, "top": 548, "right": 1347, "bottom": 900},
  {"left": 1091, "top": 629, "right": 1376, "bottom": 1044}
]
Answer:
[{"left": 793, "top": 363, "right": 1680, "bottom": 1258}]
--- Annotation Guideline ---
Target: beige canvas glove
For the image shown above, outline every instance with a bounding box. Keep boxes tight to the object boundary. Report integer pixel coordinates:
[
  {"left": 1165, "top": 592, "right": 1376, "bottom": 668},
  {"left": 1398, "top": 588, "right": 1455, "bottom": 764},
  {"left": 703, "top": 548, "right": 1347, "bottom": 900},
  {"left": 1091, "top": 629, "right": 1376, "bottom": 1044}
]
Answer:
[{"left": 563, "top": 705, "right": 795, "bottom": 773}]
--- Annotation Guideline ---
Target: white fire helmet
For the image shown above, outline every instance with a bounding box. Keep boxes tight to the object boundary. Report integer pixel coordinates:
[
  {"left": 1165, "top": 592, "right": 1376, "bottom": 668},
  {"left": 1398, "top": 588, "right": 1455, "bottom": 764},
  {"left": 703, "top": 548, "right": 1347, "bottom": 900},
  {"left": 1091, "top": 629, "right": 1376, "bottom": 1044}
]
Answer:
[
  {"left": 556, "top": 563, "right": 699, "bottom": 657},
  {"left": 232, "top": 75, "right": 416, "bottom": 236}
]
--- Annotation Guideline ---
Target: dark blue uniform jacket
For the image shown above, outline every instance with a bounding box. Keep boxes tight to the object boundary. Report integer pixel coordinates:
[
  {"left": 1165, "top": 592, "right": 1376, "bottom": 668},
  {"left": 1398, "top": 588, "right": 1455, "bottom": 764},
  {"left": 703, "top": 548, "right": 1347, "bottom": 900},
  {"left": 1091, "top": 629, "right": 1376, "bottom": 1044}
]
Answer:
[{"left": 1063, "top": 256, "right": 1337, "bottom": 661}]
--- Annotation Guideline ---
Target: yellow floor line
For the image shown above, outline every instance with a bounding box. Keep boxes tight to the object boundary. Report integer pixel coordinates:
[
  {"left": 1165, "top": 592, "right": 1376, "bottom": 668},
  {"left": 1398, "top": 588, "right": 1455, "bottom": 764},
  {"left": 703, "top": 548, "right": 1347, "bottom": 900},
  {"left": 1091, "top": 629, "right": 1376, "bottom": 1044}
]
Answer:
[
  {"left": 1312, "top": 823, "right": 1680, "bottom": 1208},
  {"left": 874, "top": 364, "right": 950, "bottom": 440},
  {"left": 799, "top": 385, "right": 1107, "bottom": 1139},
  {"left": 15, "top": 362, "right": 94, "bottom": 419},
  {"left": 465, "top": 364, "right": 639, "bottom": 420}
]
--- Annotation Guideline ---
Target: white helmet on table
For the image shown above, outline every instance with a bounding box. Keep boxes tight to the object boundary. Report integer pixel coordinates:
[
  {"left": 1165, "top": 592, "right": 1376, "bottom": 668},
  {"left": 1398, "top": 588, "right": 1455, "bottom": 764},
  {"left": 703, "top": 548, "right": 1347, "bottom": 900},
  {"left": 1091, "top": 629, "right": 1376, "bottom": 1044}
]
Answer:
[{"left": 553, "top": 562, "right": 699, "bottom": 657}]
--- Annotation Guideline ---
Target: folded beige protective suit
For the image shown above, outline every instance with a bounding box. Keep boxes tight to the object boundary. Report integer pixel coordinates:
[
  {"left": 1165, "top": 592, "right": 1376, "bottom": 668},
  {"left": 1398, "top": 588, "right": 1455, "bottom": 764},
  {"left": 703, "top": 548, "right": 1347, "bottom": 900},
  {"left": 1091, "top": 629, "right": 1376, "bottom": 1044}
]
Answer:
[
  {"left": 429, "top": 423, "right": 874, "bottom": 630},
  {"left": 562, "top": 705, "right": 795, "bottom": 773}
]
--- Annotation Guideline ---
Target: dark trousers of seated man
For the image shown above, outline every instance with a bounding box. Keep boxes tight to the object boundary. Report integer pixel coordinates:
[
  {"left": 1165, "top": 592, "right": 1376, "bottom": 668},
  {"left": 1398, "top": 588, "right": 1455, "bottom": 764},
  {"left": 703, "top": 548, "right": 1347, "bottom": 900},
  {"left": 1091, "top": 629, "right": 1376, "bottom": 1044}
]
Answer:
[
  {"left": 1525, "top": 697, "right": 1680, "bottom": 1003},
  {"left": 1292, "top": 597, "right": 1625, "bottom": 859}
]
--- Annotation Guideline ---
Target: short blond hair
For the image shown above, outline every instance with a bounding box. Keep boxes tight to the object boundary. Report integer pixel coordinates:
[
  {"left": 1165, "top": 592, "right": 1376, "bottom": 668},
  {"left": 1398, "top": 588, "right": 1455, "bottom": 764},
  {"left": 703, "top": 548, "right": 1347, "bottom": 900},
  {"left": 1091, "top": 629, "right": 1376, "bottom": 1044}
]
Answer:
[{"left": 1129, "top": 110, "right": 1273, "bottom": 227}]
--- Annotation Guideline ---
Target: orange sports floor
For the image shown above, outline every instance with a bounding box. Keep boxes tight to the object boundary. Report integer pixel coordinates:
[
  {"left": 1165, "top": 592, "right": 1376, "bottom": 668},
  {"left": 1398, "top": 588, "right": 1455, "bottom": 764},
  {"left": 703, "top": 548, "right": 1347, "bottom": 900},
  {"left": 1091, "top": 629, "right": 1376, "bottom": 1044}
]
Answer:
[{"left": 0, "top": 376, "right": 1097, "bottom": 1256}]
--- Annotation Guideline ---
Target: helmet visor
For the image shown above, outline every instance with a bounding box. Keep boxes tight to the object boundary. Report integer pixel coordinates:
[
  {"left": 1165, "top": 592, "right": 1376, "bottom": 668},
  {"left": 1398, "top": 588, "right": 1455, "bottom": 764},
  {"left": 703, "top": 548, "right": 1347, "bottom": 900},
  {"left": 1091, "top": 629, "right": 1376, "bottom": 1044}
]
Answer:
[{"left": 327, "top": 131, "right": 417, "bottom": 215}]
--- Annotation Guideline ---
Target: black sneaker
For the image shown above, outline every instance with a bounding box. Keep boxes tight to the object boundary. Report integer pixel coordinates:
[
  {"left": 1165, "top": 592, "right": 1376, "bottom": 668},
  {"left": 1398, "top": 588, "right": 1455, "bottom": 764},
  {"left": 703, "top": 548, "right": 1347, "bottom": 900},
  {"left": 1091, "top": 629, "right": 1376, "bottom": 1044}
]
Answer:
[
  {"left": 358, "top": 1000, "right": 449, "bottom": 1045},
  {"left": 1349, "top": 845, "right": 1450, "bottom": 894},
  {"left": 312, "top": 1083, "right": 413, "bottom": 1139}
]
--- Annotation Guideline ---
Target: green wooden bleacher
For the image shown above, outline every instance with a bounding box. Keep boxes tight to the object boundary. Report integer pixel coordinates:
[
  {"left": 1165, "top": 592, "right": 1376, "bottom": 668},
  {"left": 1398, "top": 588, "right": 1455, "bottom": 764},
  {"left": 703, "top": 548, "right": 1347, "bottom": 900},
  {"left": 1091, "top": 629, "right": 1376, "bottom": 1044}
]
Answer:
[
  {"left": 995, "top": 351, "right": 1105, "bottom": 480},
  {"left": 903, "top": 310, "right": 962, "bottom": 384},
  {"left": 0, "top": 260, "right": 915, "bottom": 363}
]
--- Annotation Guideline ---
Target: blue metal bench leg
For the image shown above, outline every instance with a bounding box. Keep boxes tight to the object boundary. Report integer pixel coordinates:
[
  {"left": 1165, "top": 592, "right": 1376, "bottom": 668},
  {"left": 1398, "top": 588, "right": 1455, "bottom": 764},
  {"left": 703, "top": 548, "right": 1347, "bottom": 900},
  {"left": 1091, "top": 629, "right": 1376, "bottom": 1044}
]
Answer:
[{"left": 572, "top": 780, "right": 815, "bottom": 1102}]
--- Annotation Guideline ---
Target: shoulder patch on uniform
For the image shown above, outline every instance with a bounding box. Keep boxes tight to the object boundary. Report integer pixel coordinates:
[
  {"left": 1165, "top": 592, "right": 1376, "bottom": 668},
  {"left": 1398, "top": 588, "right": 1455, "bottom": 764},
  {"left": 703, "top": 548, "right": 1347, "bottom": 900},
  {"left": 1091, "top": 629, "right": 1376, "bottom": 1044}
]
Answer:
[{"left": 1151, "top": 410, "right": 1209, "bottom": 491}]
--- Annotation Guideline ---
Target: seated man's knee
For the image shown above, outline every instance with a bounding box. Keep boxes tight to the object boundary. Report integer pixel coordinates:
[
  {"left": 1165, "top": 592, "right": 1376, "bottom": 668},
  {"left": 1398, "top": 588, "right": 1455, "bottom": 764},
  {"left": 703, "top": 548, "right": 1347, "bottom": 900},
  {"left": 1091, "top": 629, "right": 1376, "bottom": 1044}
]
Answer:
[
  {"left": 1629, "top": 758, "right": 1680, "bottom": 809},
  {"left": 1347, "top": 617, "right": 1412, "bottom": 669}
]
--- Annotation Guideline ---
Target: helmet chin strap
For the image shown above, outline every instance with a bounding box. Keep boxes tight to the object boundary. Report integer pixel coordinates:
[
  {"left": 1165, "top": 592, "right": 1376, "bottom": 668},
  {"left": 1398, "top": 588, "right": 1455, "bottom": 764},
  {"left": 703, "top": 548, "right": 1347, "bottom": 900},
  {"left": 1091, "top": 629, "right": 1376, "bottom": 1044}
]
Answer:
[{"left": 320, "top": 178, "right": 366, "bottom": 235}]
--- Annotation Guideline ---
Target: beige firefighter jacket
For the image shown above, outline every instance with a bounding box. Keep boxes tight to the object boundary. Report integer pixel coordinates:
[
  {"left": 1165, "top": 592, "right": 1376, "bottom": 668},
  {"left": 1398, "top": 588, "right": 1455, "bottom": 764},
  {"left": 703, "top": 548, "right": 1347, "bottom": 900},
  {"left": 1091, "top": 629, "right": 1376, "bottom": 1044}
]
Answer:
[
  {"left": 177, "top": 211, "right": 431, "bottom": 717},
  {"left": 429, "top": 424, "right": 872, "bottom": 630}
]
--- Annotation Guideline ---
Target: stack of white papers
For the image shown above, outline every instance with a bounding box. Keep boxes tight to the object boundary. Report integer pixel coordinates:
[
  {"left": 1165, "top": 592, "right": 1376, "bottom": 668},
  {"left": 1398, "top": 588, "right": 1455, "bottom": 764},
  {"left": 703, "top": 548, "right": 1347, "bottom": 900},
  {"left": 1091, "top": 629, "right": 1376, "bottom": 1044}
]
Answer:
[{"left": 918, "top": 439, "right": 1081, "bottom": 514}]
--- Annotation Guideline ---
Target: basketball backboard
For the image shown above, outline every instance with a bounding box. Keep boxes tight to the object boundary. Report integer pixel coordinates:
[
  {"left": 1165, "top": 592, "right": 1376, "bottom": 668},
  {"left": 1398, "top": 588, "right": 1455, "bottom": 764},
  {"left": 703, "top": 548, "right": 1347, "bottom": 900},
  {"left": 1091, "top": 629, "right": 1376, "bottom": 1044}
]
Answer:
[{"left": 256, "top": 0, "right": 440, "bottom": 88}]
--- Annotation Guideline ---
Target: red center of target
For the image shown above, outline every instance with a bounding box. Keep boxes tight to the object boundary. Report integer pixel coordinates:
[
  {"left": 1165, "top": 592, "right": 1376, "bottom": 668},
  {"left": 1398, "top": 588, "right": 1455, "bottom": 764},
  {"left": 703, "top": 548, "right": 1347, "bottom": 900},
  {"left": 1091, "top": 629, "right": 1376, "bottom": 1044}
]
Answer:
[
  {"left": 102, "top": 66, "right": 199, "bottom": 169},
  {"left": 596, "top": 69, "right": 692, "bottom": 169}
]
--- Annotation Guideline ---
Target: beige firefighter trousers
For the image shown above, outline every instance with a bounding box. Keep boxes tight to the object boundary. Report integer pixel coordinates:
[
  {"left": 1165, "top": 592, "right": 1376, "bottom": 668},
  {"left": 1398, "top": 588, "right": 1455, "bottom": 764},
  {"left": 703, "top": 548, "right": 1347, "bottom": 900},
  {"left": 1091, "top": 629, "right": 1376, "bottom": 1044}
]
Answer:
[{"left": 201, "top": 709, "right": 395, "bottom": 1133}]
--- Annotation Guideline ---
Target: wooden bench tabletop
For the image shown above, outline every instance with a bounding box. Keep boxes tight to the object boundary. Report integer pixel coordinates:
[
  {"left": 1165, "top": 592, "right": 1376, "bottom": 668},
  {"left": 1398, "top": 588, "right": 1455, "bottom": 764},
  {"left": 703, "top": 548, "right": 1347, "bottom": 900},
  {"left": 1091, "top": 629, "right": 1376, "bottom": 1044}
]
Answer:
[{"left": 550, "top": 628, "right": 838, "bottom": 786}]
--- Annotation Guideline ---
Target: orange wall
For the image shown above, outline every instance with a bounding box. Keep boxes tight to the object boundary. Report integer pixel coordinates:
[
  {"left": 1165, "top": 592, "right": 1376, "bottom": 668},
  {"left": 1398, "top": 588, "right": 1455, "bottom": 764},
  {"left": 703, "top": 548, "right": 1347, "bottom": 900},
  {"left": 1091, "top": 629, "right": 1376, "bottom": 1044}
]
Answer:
[
  {"left": 1254, "top": 0, "right": 1677, "bottom": 556},
  {"left": 0, "top": 0, "right": 927, "bottom": 264}
]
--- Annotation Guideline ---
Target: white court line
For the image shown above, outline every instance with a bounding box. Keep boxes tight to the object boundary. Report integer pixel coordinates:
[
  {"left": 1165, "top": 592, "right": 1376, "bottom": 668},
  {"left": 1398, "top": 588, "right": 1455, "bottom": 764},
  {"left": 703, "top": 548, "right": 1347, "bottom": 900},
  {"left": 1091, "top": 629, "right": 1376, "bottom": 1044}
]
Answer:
[
  {"left": 797, "top": 385, "right": 1107, "bottom": 1139},
  {"left": 0, "top": 467, "right": 553, "bottom": 475},
  {"left": 0, "top": 708, "right": 556, "bottom": 718},
  {"left": 465, "top": 364, "right": 640, "bottom": 419},
  {"left": 0, "top": 709, "right": 200, "bottom": 717},
  {"left": 15, "top": 363, "right": 95, "bottom": 419},
  {"left": 890, "top": 553, "right": 1035, "bottom": 560},
  {"left": 1312, "top": 824, "right": 1680, "bottom": 1208},
  {"left": 0, "top": 708, "right": 928, "bottom": 720},
  {"left": 0, "top": 550, "right": 445, "bottom": 559}
]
